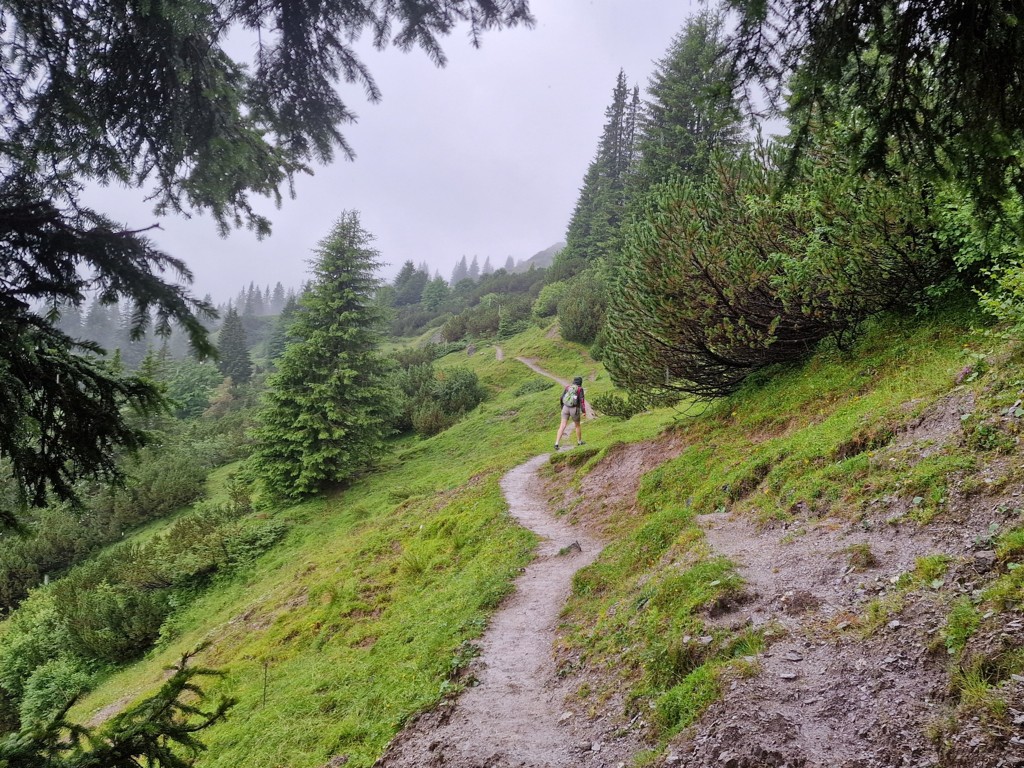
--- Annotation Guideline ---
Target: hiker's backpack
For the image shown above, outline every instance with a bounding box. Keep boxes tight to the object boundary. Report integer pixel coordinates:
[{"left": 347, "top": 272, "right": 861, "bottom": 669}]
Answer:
[{"left": 562, "top": 384, "right": 580, "bottom": 408}]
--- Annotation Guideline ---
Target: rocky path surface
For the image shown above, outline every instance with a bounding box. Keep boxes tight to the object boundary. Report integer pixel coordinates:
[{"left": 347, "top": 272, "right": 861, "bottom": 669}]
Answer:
[
  {"left": 374, "top": 454, "right": 635, "bottom": 768},
  {"left": 678, "top": 499, "right": 1024, "bottom": 768}
]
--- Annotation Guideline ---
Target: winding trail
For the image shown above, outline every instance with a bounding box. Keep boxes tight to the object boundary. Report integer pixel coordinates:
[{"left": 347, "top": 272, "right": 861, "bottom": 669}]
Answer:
[
  {"left": 374, "top": 455, "right": 613, "bottom": 767},
  {"left": 494, "top": 346, "right": 596, "bottom": 420}
]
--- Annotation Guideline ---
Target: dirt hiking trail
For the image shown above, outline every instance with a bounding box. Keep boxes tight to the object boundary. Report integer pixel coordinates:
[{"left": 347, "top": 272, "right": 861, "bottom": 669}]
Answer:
[
  {"left": 376, "top": 362, "right": 1024, "bottom": 767},
  {"left": 513, "top": 356, "right": 595, "bottom": 420},
  {"left": 374, "top": 454, "right": 645, "bottom": 768}
]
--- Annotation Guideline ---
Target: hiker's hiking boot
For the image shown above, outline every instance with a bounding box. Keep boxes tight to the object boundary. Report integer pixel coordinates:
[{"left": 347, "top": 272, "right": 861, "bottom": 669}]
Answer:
[
  {"left": 577, "top": 441, "right": 586, "bottom": 446},
  {"left": 554, "top": 444, "right": 560, "bottom": 451}
]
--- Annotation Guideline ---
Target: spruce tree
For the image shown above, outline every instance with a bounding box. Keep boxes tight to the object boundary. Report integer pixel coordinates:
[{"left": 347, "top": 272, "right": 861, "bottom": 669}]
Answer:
[
  {"left": 393, "top": 261, "right": 429, "bottom": 306},
  {"left": 217, "top": 308, "right": 253, "bottom": 385},
  {"left": 468, "top": 256, "right": 481, "bottom": 281},
  {"left": 82, "top": 298, "right": 120, "bottom": 351},
  {"left": 270, "top": 283, "right": 287, "bottom": 314},
  {"left": 634, "top": 11, "right": 744, "bottom": 191},
  {"left": 266, "top": 296, "right": 300, "bottom": 363},
  {"left": 551, "top": 70, "right": 639, "bottom": 280},
  {"left": 251, "top": 212, "right": 391, "bottom": 500},
  {"left": 451, "top": 256, "right": 470, "bottom": 284}
]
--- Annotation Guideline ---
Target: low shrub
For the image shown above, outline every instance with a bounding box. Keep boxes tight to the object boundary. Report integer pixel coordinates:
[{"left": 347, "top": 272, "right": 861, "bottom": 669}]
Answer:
[
  {"left": 558, "top": 274, "right": 607, "bottom": 345},
  {"left": 590, "top": 392, "right": 648, "bottom": 419},
  {"left": 605, "top": 147, "right": 953, "bottom": 399},
  {"left": 18, "top": 658, "right": 93, "bottom": 727}
]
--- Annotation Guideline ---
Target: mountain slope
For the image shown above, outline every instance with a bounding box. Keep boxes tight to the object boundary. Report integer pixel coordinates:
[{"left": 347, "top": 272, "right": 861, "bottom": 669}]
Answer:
[{"left": 66, "top": 313, "right": 1024, "bottom": 768}]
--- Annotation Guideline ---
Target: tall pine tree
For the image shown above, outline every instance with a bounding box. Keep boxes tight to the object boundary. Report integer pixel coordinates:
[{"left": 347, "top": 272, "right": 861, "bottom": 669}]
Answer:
[
  {"left": 251, "top": 212, "right": 390, "bottom": 500},
  {"left": 633, "top": 11, "right": 744, "bottom": 192},
  {"left": 217, "top": 308, "right": 253, "bottom": 384},
  {"left": 551, "top": 70, "right": 640, "bottom": 280},
  {"left": 451, "top": 256, "right": 469, "bottom": 285}
]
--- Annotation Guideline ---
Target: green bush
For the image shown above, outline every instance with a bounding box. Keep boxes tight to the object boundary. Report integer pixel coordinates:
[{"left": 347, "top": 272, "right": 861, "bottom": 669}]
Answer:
[
  {"left": 0, "top": 600, "right": 67, "bottom": 702},
  {"left": 590, "top": 392, "right": 649, "bottom": 419},
  {"left": 497, "top": 295, "right": 532, "bottom": 339},
  {"left": 532, "top": 281, "right": 569, "bottom": 319},
  {"left": 412, "top": 402, "right": 452, "bottom": 437},
  {"left": 54, "top": 580, "right": 171, "bottom": 663},
  {"left": 557, "top": 274, "right": 607, "bottom": 345},
  {"left": 434, "top": 366, "right": 485, "bottom": 416},
  {"left": 18, "top": 658, "right": 93, "bottom": 727},
  {"left": 441, "top": 313, "right": 468, "bottom": 342},
  {"left": 223, "top": 519, "right": 289, "bottom": 568},
  {"left": 605, "top": 148, "right": 953, "bottom": 398},
  {"left": 464, "top": 304, "right": 500, "bottom": 338}
]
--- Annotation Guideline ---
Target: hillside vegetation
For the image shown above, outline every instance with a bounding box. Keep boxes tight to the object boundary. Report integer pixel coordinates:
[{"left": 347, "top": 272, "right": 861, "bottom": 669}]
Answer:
[
  {"left": 12, "top": 307, "right": 1008, "bottom": 767},
  {"left": 49, "top": 330, "right": 670, "bottom": 767},
  {"left": 4, "top": 3, "right": 1024, "bottom": 767}
]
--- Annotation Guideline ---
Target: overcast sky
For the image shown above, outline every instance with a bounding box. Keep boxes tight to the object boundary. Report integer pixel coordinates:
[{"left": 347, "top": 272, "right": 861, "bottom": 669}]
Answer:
[{"left": 86, "top": 0, "right": 706, "bottom": 304}]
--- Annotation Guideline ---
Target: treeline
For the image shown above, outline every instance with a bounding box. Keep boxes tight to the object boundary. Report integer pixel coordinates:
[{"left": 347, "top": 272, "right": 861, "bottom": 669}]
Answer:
[
  {"left": 378, "top": 257, "right": 548, "bottom": 339},
  {"left": 227, "top": 281, "right": 295, "bottom": 317},
  {"left": 542, "top": 9, "right": 1023, "bottom": 403}
]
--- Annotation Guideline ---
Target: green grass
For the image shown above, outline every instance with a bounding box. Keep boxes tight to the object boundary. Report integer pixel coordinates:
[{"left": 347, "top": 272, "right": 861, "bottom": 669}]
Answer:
[
  {"left": 943, "top": 597, "right": 981, "bottom": 655},
  {"left": 41, "top": 305, "right": 1024, "bottom": 764},
  {"left": 66, "top": 326, "right": 677, "bottom": 767}
]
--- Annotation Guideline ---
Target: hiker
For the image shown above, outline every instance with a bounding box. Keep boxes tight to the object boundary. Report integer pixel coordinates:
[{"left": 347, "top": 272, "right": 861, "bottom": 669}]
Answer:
[{"left": 555, "top": 376, "right": 586, "bottom": 451}]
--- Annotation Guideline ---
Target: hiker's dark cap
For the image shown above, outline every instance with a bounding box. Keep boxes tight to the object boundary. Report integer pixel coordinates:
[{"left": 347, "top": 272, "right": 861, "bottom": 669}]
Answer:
[{"left": 573, "top": 376, "right": 583, "bottom": 385}]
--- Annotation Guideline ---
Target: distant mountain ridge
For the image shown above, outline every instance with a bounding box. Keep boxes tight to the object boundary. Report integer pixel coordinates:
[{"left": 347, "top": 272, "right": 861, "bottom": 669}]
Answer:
[{"left": 512, "top": 241, "right": 563, "bottom": 273}]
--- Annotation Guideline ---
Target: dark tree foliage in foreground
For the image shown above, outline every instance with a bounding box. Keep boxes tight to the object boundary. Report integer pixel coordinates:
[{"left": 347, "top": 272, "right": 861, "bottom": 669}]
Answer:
[
  {"left": 725, "top": 0, "right": 1024, "bottom": 207},
  {"left": 605, "top": 150, "right": 953, "bottom": 399},
  {"left": 0, "top": 0, "right": 532, "bottom": 518},
  {"left": 251, "top": 212, "right": 391, "bottom": 500},
  {"left": 0, "top": 191, "right": 207, "bottom": 518},
  {"left": 0, "top": 649, "right": 232, "bottom": 768}
]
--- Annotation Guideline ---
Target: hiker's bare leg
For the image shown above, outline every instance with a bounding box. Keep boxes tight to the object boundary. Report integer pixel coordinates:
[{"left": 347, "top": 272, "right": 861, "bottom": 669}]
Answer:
[
  {"left": 555, "top": 416, "right": 570, "bottom": 445},
  {"left": 574, "top": 420, "right": 583, "bottom": 444}
]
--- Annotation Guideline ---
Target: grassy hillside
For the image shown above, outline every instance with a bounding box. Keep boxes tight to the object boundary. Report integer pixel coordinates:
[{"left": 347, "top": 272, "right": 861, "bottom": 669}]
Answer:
[
  {"left": 552, "top": 309, "right": 1023, "bottom": 763},
  {"left": 65, "top": 310, "right": 1024, "bottom": 766},
  {"left": 68, "top": 329, "right": 674, "bottom": 767}
]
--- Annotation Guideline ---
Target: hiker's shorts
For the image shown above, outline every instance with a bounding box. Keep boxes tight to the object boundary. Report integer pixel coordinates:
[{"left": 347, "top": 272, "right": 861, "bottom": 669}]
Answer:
[{"left": 561, "top": 405, "right": 581, "bottom": 423}]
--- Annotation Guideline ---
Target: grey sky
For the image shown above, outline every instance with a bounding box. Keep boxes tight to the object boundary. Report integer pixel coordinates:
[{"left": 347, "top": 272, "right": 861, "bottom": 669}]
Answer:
[{"left": 86, "top": 1, "right": 704, "bottom": 303}]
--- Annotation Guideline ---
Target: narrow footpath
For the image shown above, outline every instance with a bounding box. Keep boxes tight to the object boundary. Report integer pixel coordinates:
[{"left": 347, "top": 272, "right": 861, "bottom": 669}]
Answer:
[
  {"left": 495, "top": 345, "right": 596, "bottom": 420},
  {"left": 374, "top": 454, "right": 622, "bottom": 768}
]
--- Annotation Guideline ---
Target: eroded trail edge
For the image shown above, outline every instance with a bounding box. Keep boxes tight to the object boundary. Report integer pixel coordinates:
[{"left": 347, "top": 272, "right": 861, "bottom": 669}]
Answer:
[{"left": 375, "top": 454, "right": 616, "bottom": 768}]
